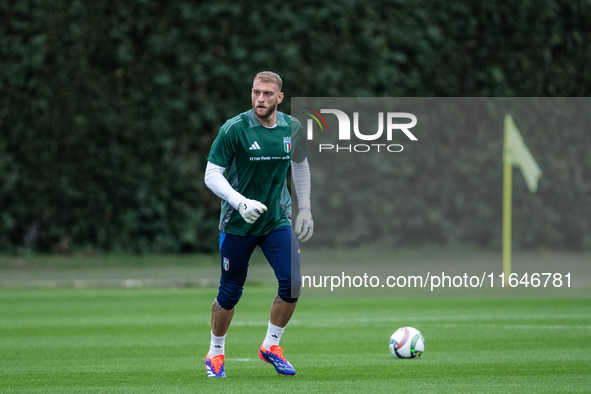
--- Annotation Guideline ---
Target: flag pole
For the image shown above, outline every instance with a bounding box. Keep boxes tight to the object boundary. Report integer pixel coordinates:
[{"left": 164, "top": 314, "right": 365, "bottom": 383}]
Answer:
[{"left": 502, "top": 115, "right": 512, "bottom": 287}]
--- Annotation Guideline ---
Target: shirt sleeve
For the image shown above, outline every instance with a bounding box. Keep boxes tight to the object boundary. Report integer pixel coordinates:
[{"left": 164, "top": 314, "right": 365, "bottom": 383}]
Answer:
[
  {"left": 291, "top": 117, "right": 308, "bottom": 164},
  {"left": 207, "top": 121, "right": 239, "bottom": 168}
]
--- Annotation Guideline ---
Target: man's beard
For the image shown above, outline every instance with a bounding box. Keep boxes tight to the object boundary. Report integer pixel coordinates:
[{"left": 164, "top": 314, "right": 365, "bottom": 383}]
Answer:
[{"left": 253, "top": 102, "right": 277, "bottom": 119}]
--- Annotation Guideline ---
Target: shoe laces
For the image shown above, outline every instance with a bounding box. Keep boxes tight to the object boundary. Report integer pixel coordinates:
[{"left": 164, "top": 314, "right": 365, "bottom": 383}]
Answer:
[
  {"left": 210, "top": 355, "right": 224, "bottom": 373},
  {"left": 268, "top": 345, "right": 286, "bottom": 361}
]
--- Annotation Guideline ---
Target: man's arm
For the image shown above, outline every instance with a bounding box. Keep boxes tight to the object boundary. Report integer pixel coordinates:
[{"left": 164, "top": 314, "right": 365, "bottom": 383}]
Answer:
[
  {"left": 204, "top": 162, "right": 244, "bottom": 209},
  {"left": 291, "top": 158, "right": 313, "bottom": 242},
  {"left": 204, "top": 161, "right": 267, "bottom": 224}
]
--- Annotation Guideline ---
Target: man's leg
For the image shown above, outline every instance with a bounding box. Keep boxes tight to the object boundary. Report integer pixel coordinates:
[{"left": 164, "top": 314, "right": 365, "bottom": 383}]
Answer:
[
  {"left": 211, "top": 298, "right": 234, "bottom": 336},
  {"left": 261, "top": 225, "right": 302, "bottom": 326},
  {"left": 270, "top": 293, "right": 297, "bottom": 328},
  {"left": 205, "top": 232, "right": 258, "bottom": 378},
  {"left": 258, "top": 225, "right": 301, "bottom": 376}
]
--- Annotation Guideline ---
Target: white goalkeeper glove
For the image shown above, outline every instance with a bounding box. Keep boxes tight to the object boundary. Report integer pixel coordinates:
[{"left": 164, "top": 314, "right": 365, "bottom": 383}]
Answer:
[
  {"left": 294, "top": 208, "right": 314, "bottom": 242},
  {"left": 238, "top": 198, "right": 267, "bottom": 224}
]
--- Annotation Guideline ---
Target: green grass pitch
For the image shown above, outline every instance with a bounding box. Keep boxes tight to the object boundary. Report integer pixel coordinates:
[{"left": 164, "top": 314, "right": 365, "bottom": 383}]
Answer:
[{"left": 1, "top": 287, "right": 590, "bottom": 393}]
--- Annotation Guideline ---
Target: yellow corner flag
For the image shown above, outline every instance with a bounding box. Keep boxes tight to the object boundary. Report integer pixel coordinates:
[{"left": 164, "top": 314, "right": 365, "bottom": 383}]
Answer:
[
  {"left": 504, "top": 115, "right": 542, "bottom": 192},
  {"left": 502, "top": 114, "right": 542, "bottom": 285}
]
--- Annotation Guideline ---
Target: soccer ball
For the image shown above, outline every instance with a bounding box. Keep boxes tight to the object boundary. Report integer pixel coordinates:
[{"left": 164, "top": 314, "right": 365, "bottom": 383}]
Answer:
[{"left": 389, "top": 327, "right": 425, "bottom": 359}]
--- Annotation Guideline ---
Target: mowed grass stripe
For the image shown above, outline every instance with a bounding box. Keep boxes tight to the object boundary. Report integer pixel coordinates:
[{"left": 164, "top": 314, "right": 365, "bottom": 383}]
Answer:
[
  {"left": 1, "top": 288, "right": 590, "bottom": 393},
  {"left": 4, "top": 349, "right": 590, "bottom": 376},
  {"left": 2, "top": 320, "right": 589, "bottom": 340},
  {"left": 3, "top": 376, "right": 590, "bottom": 394}
]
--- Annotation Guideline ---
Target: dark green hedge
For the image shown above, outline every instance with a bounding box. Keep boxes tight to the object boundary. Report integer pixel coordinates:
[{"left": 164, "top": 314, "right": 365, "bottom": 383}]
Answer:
[{"left": 1, "top": 0, "right": 590, "bottom": 253}]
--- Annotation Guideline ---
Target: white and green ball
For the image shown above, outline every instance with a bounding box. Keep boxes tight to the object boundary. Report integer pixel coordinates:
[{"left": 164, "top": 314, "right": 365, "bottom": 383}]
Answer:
[{"left": 389, "top": 327, "right": 425, "bottom": 359}]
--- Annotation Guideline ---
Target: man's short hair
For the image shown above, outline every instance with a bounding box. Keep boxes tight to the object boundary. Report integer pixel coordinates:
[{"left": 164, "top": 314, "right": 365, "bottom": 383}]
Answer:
[{"left": 254, "top": 71, "right": 283, "bottom": 91}]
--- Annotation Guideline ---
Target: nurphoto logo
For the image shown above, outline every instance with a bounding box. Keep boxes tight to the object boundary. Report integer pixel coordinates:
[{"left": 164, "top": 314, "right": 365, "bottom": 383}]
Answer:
[{"left": 302, "top": 107, "right": 417, "bottom": 153}]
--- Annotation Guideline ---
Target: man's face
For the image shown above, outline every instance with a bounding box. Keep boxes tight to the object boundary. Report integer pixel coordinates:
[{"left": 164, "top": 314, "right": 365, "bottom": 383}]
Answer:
[{"left": 251, "top": 80, "right": 284, "bottom": 119}]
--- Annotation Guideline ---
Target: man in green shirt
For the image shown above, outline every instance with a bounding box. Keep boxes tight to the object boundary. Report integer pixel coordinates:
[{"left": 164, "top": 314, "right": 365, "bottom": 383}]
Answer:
[{"left": 204, "top": 71, "right": 313, "bottom": 377}]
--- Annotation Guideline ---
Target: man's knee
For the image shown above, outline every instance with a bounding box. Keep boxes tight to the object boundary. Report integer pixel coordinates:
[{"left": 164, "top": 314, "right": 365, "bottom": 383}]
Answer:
[
  {"left": 277, "top": 282, "right": 299, "bottom": 303},
  {"left": 216, "top": 283, "right": 244, "bottom": 310}
]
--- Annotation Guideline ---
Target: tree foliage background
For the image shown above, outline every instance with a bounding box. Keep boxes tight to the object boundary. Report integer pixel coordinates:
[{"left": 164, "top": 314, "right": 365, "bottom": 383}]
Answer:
[{"left": 1, "top": 0, "right": 590, "bottom": 253}]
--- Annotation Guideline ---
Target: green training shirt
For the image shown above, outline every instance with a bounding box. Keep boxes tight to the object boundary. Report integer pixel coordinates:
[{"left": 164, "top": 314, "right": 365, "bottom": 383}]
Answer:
[{"left": 207, "top": 109, "right": 307, "bottom": 236}]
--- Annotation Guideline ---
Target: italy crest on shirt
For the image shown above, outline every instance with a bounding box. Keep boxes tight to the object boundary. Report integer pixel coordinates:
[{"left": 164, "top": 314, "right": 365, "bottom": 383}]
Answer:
[{"left": 283, "top": 137, "right": 291, "bottom": 153}]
